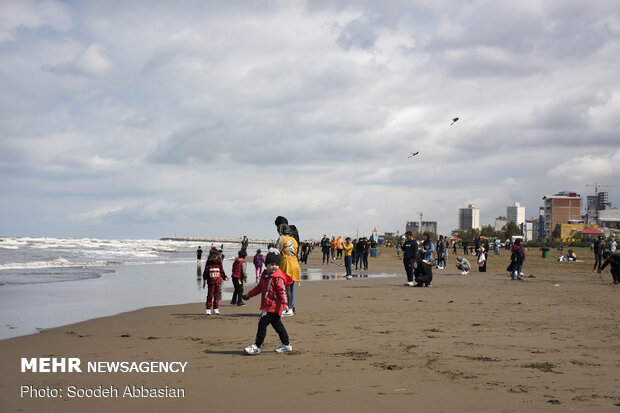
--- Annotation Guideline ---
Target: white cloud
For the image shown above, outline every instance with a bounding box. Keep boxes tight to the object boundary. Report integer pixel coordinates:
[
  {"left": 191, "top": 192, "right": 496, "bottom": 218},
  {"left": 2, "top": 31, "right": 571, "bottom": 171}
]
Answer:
[
  {"left": 47, "top": 44, "right": 112, "bottom": 76},
  {"left": 0, "top": 0, "right": 71, "bottom": 42},
  {"left": 1, "top": 0, "right": 619, "bottom": 239},
  {"left": 547, "top": 150, "right": 620, "bottom": 182}
]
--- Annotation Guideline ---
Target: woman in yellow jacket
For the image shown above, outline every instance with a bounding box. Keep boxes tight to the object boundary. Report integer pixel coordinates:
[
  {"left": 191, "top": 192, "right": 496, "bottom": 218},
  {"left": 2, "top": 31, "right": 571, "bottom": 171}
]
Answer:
[
  {"left": 343, "top": 237, "right": 354, "bottom": 279},
  {"left": 276, "top": 224, "right": 300, "bottom": 316}
]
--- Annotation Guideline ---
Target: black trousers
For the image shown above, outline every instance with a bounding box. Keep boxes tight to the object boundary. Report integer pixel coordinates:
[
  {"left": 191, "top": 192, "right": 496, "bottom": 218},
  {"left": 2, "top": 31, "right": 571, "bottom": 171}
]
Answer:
[
  {"left": 593, "top": 253, "right": 603, "bottom": 272},
  {"left": 322, "top": 251, "right": 330, "bottom": 263},
  {"left": 231, "top": 277, "right": 244, "bottom": 304},
  {"left": 255, "top": 312, "right": 289, "bottom": 348},
  {"left": 404, "top": 258, "right": 415, "bottom": 282}
]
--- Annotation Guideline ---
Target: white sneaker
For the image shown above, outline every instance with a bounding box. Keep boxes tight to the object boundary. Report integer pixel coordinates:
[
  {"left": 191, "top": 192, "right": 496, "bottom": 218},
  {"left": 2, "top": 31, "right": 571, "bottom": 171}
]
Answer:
[
  {"left": 282, "top": 309, "right": 294, "bottom": 317},
  {"left": 244, "top": 344, "right": 261, "bottom": 355},
  {"left": 460, "top": 271, "right": 466, "bottom": 275},
  {"left": 274, "top": 343, "right": 292, "bottom": 353},
  {"left": 346, "top": 275, "right": 352, "bottom": 279},
  {"left": 213, "top": 309, "right": 220, "bottom": 315},
  {"left": 205, "top": 309, "right": 211, "bottom": 315}
]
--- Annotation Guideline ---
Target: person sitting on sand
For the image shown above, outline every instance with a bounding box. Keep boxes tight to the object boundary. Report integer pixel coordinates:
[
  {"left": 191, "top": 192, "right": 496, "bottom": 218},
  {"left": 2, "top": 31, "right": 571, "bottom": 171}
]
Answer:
[
  {"left": 413, "top": 250, "right": 432, "bottom": 287},
  {"left": 202, "top": 250, "right": 228, "bottom": 315},
  {"left": 567, "top": 250, "right": 577, "bottom": 261},
  {"left": 456, "top": 256, "right": 471, "bottom": 275},
  {"left": 243, "top": 252, "right": 293, "bottom": 355}
]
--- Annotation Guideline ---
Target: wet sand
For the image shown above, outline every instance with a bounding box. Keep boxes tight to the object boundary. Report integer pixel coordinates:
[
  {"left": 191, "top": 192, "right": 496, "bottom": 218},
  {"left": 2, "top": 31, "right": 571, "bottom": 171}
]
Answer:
[{"left": 1, "top": 247, "right": 618, "bottom": 412}]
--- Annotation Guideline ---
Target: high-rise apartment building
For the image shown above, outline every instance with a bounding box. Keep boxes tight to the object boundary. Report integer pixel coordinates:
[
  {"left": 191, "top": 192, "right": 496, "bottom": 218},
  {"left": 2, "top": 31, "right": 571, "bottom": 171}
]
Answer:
[
  {"left": 542, "top": 192, "right": 582, "bottom": 238},
  {"left": 507, "top": 202, "right": 525, "bottom": 226},
  {"left": 406, "top": 221, "right": 438, "bottom": 234},
  {"left": 458, "top": 204, "right": 480, "bottom": 231}
]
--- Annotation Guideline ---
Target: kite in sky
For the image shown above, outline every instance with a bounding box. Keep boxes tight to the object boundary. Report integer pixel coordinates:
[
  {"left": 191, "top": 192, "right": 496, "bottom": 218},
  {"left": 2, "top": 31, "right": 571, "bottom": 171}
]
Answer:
[
  {"left": 408, "top": 151, "right": 419, "bottom": 158},
  {"left": 451, "top": 117, "right": 459, "bottom": 125}
]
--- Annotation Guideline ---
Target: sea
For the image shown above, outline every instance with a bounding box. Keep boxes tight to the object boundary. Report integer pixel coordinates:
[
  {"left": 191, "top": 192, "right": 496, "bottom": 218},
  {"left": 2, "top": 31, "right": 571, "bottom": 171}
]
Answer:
[{"left": 0, "top": 237, "right": 397, "bottom": 340}]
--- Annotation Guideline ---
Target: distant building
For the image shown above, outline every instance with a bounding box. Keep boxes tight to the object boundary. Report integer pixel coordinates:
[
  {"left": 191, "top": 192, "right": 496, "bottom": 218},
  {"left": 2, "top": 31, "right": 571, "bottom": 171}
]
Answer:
[
  {"left": 598, "top": 208, "right": 620, "bottom": 229},
  {"left": 542, "top": 192, "right": 582, "bottom": 238},
  {"left": 494, "top": 216, "right": 507, "bottom": 231},
  {"left": 458, "top": 204, "right": 480, "bottom": 231},
  {"left": 524, "top": 221, "right": 533, "bottom": 241},
  {"left": 507, "top": 202, "right": 525, "bottom": 226},
  {"left": 406, "top": 221, "right": 438, "bottom": 234}
]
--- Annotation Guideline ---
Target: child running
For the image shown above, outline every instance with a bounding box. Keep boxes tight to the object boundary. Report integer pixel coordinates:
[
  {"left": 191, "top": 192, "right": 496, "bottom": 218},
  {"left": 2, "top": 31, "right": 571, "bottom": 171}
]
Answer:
[
  {"left": 230, "top": 250, "right": 248, "bottom": 306},
  {"left": 242, "top": 252, "right": 293, "bottom": 355},
  {"left": 253, "top": 249, "right": 264, "bottom": 282},
  {"left": 202, "top": 249, "right": 228, "bottom": 315}
]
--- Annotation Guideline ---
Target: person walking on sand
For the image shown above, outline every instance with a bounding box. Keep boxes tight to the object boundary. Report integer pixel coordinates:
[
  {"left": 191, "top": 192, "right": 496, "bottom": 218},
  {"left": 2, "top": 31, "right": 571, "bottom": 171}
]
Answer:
[
  {"left": 276, "top": 224, "right": 300, "bottom": 317},
  {"left": 355, "top": 237, "right": 366, "bottom": 270},
  {"left": 231, "top": 250, "right": 248, "bottom": 306},
  {"left": 330, "top": 237, "right": 337, "bottom": 261},
  {"left": 436, "top": 235, "right": 446, "bottom": 269},
  {"left": 453, "top": 239, "right": 458, "bottom": 255},
  {"left": 321, "top": 235, "right": 330, "bottom": 264},
  {"left": 253, "top": 249, "right": 265, "bottom": 282},
  {"left": 593, "top": 235, "right": 605, "bottom": 273},
  {"left": 343, "top": 237, "right": 354, "bottom": 278},
  {"left": 478, "top": 242, "right": 488, "bottom": 273},
  {"left": 243, "top": 252, "right": 293, "bottom": 355},
  {"left": 202, "top": 250, "right": 228, "bottom": 315},
  {"left": 362, "top": 237, "right": 370, "bottom": 270},
  {"left": 610, "top": 237, "right": 617, "bottom": 253},
  {"left": 509, "top": 238, "right": 525, "bottom": 280},
  {"left": 336, "top": 236, "right": 344, "bottom": 260},
  {"left": 241, "top": 236, "right": 249, "bottom": 251},
  {"left": 196, "top": 246, "right": 203, "bottom": 262},
  {"left": 456, "top": 256, "right": 471, "bottom": 275},
  {"left": 402, "top": 231, "right": 418, "bottom": 286}
]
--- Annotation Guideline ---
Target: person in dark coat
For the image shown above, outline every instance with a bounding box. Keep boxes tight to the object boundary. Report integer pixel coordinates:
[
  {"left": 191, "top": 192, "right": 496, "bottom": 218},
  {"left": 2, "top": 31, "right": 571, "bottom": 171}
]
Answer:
[
  {"left": 592, "top": 236, "right": 605, "bottom": 273},
  {"left": 401, "top": 231, "right": 419, "bottom": 286},
  {"left": 413, "top": 250, "right": 432, "bottom": 287},
  {"left": 599, "top": 252, "right": 620, "bottom": 285}
]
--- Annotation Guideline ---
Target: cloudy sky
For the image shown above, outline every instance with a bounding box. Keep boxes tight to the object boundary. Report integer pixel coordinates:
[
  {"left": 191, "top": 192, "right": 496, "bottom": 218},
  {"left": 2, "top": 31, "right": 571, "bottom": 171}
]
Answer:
[{"left": 1, "top": 0, "right": 619, "bottom": 240}]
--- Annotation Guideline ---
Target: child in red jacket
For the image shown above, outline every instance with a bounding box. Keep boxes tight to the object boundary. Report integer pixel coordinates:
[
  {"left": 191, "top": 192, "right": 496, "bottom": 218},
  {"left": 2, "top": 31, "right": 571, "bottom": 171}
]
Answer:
[
  {"left": 202, "top": 250, "right": 228, "bottom": 315},
  {"left": 243, "top": 252, "right": 293, "bottom": 355}
]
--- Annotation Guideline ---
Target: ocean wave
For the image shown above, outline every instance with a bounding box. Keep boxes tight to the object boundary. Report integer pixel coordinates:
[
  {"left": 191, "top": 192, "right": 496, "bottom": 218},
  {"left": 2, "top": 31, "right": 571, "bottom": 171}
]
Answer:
[
  {"left": 0, "top": 271, "right": 104, "bottom": 285},
  {"left": 0, "top": 259, "right": 108, "bottom": 271}
]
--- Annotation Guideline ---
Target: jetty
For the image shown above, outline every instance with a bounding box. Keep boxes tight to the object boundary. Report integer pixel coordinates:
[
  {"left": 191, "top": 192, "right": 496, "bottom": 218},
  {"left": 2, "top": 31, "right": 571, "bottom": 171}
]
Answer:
[{"left": 160, "top": 236, "right": 274, "bottom": 244}]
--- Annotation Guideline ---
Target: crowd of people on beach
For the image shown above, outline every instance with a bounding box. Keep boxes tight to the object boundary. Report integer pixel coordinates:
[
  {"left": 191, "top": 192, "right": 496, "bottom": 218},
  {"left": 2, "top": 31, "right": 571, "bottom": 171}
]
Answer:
[{"left": 196, "top": 222, "right": 619, "bottom": 355}]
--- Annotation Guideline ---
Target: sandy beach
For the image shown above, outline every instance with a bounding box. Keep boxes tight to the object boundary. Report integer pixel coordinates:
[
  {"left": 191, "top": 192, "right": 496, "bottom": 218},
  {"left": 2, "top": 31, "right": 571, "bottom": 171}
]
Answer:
[{"left": 1, "top": 247, "right": 618, "bottom": 412}]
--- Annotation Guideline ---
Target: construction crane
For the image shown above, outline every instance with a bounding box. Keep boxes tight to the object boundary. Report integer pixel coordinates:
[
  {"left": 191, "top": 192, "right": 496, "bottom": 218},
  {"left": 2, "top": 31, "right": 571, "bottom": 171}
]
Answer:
[
  {"left": 417, "top": 212, "right": 423, "bottom": 233},
  {"left": 586, "top": 182, "right": 616, "bottom": 195}
]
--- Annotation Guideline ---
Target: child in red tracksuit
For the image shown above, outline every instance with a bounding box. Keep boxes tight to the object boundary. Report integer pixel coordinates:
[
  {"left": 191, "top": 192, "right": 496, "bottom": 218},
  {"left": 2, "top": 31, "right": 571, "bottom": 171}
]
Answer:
[
  {"left": 202, "top": 250, "right": 228, "bottom": 315},
  {"left": 243, "top": 252, "right": 293, "bottom": 355}
]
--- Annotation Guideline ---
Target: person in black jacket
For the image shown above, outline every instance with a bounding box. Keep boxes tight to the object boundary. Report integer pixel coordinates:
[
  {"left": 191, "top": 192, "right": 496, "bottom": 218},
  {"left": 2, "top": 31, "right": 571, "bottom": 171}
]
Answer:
[
  {"left": 320, "top": 235, "right": 330, "bottom": 264},
  {"left": 401, "top": 231, "right": 419, "bottom": 286},
  {"left": 599, "top": 252, "right": 620, "bottom": 285},
  {"left": 592, "top": 236, "right": 605, "bottom": 273}
]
